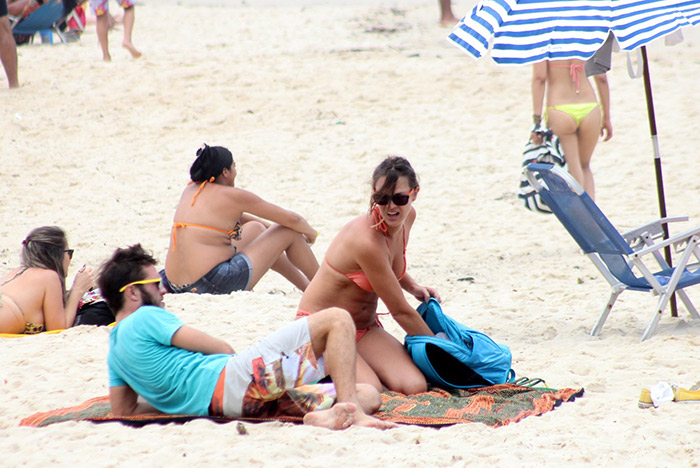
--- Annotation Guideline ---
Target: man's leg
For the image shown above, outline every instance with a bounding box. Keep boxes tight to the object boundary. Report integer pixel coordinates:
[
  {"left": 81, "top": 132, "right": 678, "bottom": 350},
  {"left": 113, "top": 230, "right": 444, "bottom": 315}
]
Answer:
[
  {"left": 0, "top": 11, "right": 19, "bottom": 88},
  {"left": 95, "top": 11, "right": 111, "bottom": 61},
  {"left": 305, "top": 308, "right": 396, "bottom": 429},
  {"left": 121, "top": 5, "right": 141, "bottom": 58}
]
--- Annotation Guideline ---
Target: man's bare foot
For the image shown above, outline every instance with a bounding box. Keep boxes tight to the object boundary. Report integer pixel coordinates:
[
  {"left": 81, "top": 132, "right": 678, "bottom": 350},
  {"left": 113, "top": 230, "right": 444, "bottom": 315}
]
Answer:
[
  {"left": 303, "top": 402, "right": 356, "bottom": 430},
  {"left": 354, "top": 412, "right": 397, "bottom": 430},
  {"left": 103, "top": 54, "right": 112, "bottom": 62},
  {"left": 122, "top": 42, "right": 142, "bottom": 58}
]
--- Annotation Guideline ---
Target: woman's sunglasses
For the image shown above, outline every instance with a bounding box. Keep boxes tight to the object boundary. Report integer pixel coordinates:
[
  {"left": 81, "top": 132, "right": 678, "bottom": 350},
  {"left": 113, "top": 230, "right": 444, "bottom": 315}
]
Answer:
[
  {"left": 65, "top": 249, "right": 74, "bottom": 260},
  {"left": 373, "top": 188, "right": 415, "bottom": 206}
]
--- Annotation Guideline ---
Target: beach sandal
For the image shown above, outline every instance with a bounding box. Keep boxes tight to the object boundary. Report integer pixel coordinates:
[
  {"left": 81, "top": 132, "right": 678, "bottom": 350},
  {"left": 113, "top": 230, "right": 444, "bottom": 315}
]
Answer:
[{"left": 512, "top": 377, "right": 548, "bottom": 388}]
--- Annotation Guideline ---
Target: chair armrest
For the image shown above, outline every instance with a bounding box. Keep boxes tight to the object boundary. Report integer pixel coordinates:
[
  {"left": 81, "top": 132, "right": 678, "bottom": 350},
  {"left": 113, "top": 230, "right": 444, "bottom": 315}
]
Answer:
[
  {"left": 621, "top": 216, "right": 689, "bottom": 244},
  {"left": 633, "top": 225, "right": 700, "bottom": 257}
]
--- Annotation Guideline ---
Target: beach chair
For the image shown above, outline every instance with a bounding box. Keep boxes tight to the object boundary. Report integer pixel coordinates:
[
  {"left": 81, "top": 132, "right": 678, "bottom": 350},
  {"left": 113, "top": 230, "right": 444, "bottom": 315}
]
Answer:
[
  {"left": 11, "top": 0, "right": 70, "bottom": 44},
  {"left": 523, "top": 163, "right": 700, "bottom": 341}
]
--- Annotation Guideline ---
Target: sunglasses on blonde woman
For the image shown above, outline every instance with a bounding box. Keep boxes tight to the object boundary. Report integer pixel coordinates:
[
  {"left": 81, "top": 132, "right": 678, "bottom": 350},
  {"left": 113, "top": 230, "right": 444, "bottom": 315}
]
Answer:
[{"left": 373, "top": 188, "right": 415, "bottom": 206}]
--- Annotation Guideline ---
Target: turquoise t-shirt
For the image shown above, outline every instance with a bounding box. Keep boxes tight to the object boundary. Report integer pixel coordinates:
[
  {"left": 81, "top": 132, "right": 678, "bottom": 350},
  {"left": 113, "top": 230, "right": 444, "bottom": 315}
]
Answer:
[{"left": 108, "top": 306, "right": 230, "bottom": 415}]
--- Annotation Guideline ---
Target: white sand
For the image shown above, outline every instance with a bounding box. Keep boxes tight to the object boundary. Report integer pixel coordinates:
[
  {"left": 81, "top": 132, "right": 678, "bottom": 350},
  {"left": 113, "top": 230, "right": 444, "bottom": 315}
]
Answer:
[{"left": 2, "top": 1, "right": 700, "bottom": 465}]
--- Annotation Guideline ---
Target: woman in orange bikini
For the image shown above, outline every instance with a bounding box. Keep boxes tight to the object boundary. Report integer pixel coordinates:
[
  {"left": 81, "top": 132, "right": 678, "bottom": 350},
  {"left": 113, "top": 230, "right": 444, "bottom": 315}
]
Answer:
[
  {"left": 0, "top": 226, "right": 94, "bottom": 334},
  {"left": 161, "top": 144, "right": 319, "bottom": 295},
  {"left": 297, "top": 156, "right": 440, "bottom": 395},
  {"left": 531, "top": 59, "right": 613, "bottom": 200}
]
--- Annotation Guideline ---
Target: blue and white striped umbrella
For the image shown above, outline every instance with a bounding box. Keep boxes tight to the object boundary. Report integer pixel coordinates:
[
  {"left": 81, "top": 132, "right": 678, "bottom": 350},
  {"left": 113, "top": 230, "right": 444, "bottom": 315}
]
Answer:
[
  {"left": 449, "top": 0, "right": 700, "bottom": 317},
  {"left": 448, "top": 0, "right": 700, "bottom": 65}
]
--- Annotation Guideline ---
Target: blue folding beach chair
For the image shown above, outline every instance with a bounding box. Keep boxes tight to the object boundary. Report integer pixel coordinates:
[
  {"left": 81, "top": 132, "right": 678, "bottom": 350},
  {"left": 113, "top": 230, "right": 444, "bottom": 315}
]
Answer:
[
  {"left": 11, "top": 0, "right": 69, "bottom": 44},
  {"left": 524, "top": 163, "right": 700, "bottom": 341}
]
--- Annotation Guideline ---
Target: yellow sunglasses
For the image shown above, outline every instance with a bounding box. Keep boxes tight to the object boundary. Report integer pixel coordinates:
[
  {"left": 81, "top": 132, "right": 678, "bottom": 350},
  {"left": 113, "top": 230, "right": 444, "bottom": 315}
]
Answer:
[{"left": 119, "top": 278, "right": 161, "bottom": 293}]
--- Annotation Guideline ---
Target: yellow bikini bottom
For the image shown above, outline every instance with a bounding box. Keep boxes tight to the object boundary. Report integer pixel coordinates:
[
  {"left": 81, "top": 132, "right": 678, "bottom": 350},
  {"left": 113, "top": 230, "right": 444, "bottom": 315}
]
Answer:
[{"left": 547, "top": 102, "right": 599, "bottom": 127}]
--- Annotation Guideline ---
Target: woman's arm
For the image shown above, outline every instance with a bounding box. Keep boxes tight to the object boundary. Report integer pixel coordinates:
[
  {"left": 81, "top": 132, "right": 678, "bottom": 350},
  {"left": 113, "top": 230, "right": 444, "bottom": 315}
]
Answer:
[
  {"left": 594, "top": 73, "right": 613, "bottom": 141},
  {"left": 399, "top": 272, "right": 441, "bottom": 303},
  {"left": 43, "top": 267, "right": 94, "bottom": 330},
  {"left": 231, "top": 189, "right": 317, "bottom": 243},
  {"left": 531, "top": 61, "right": 548, "bottom": 144},
  {"left": 63, "top": 266, "right": 94, "bottom": 326}
]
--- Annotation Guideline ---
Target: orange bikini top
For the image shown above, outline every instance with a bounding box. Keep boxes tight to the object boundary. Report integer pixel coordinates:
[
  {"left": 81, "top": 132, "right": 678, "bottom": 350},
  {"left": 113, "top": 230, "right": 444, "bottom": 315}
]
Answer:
[
  {"left": 325, "top": 207, "right": 407, "bottom": 293},
  {"left": 170, "top": 178, "right": 242, "bottom": 251}
]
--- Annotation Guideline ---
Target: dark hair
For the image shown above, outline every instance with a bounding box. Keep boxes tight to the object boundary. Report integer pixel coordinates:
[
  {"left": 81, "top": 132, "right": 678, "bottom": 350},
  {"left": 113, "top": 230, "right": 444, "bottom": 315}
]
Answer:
[
  {"left": 21, "top": 226, "right": 68, "bottom": 299},
  {"left": 370, "top": 156, "right": 419, "bottom": 209},
  {"left": 98, "top": 244, "right": 158, "bottom": 313},
  {"left": 189, "top": 144, "right": 234, "bottom": 182}
]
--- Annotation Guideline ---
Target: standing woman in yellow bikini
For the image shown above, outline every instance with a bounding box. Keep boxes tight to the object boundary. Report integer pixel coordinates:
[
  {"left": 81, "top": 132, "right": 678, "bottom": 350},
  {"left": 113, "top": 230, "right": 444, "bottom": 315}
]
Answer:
[
  {"left": 0, "top": 226, "right": 94, "bottom": 334},
  {"left": 161, "top": 144, "right": 319, "bottom": 295},
  {"left": 297, "top": 156, "right": 440, "bottom": 395},
  {"left": 531, "top": 59, "right": 613, "bottom": 199}
]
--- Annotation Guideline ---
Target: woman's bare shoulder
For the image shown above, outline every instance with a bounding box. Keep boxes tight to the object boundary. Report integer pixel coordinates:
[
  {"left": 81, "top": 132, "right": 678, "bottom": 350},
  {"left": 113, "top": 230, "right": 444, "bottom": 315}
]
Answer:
[
  {"left": 340, "top": 215, "right": 388, "bottom": 251},
  {"left": 23, "top": 267, "right": 61, "bottom": 282}
]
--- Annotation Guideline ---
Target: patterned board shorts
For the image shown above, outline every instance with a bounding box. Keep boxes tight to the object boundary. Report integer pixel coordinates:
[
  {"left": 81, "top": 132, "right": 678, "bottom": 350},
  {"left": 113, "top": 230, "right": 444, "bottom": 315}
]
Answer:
[
  {"left": 89, "top": 0, "right": 136, "bottom": 16},
  {"left": 212, "top": 318, "right": 336, "bottom": 418}
]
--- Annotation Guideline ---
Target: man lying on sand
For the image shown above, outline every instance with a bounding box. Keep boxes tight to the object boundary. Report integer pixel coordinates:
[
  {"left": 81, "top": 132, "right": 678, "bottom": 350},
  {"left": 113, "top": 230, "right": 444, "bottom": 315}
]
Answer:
[{"left": 98, "top": 244, "right": 395, "bottom": 430}]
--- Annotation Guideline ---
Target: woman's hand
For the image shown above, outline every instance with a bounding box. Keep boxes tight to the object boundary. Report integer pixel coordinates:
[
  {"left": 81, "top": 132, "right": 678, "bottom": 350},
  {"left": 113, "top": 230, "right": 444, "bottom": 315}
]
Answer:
[
  {"left": 410, "top": 285, "right": 441, "bottom": 304},
  {"left": 600, "top": 118, "right": 613, "bottom": 141},
  {"left": 530, "top": 131, "right": 544, "bottom": 145},
  {"left": 303, "top": 229, "right": 318, "bottom": 245},
  {"left": 71, "top": 265, "right": 95, "bottom": 295}
]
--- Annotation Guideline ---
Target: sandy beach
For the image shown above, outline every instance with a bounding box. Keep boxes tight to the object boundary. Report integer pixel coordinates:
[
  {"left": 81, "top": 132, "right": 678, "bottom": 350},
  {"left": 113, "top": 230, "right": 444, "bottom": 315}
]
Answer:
[{"left": 2, "top": 0, "right": 700, "bottom": 465}]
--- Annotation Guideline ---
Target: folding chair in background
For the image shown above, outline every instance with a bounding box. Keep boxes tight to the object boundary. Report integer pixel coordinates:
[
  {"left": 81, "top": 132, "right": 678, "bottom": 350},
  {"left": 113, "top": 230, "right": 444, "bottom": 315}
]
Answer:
[
  {"left": 11, "top": 0, "right": 70, "bottom": 44},
  {"left": 523, "top": 163, "right": 700, "bottom": 341}
]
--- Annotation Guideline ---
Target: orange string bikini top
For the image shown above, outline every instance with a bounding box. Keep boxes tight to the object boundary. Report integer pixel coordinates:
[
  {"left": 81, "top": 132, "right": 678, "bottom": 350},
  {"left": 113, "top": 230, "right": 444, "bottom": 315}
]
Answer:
[
  {"left": 170, "top": 178, "right": 242, "bottom": 251},
  {"left": 325, "top": 206, "right": 407, "bottom": 293},
  {"left": 551, "top": 62, "right": 585, "bottom": 92}
]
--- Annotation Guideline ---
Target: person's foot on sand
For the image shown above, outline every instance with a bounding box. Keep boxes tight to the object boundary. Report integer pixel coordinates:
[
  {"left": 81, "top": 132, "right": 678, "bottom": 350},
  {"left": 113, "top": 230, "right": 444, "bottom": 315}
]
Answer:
[
  {"left": 303, "top": 402, "right": 356, "bottom": 430},
  {"left": 122, "top": 41, "right": 142, "bottom": 58},
  {"left": 103, "top": 53, "right": 112, "bottom": 62},
  {"left": 440, "top": 13, "right": 459, "bottom": 26},
  {"left": 353, "top": 412, "right": 397, "bottom": 430}
]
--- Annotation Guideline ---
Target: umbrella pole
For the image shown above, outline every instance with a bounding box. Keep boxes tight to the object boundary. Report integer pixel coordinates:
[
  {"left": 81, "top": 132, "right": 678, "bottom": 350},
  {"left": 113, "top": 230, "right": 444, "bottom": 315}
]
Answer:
[{"left": 641, "top": 46, "right": 678, "bottom": 317}]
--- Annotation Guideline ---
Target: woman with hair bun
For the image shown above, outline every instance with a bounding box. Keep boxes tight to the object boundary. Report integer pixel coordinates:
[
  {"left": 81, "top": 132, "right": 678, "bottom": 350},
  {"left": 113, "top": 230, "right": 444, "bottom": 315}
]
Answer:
[
  {"left": 161, "top": 144, "right": 319, "bottom": 295},
  {"left": 297, "top": 156, "right": 440, "bottom": 394},
  {"left": 0, "top": 226, "right": 94, "bottom": 334}
]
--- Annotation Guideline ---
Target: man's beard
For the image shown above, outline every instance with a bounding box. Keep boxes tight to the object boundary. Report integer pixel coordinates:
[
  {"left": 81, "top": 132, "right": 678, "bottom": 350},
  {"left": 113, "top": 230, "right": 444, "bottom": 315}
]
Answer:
[{"left": 138, "top": 285, "right": 162, "bottom": 307}]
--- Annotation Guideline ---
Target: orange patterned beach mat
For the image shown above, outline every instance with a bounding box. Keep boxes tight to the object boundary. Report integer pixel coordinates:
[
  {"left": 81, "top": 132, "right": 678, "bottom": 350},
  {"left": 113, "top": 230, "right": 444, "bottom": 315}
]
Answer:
[{"left": 20, "top": 384, "right": 583, "bottom": 428}]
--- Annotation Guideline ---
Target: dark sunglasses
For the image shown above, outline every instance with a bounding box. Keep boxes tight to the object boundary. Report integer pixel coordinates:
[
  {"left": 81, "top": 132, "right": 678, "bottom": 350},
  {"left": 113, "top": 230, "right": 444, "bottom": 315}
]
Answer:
[
  {"left": 65, "top": 249, "right": 74, "bottom": 260},
  {"left": 373, "top": 188, "right": 415, "bottom": 206}
]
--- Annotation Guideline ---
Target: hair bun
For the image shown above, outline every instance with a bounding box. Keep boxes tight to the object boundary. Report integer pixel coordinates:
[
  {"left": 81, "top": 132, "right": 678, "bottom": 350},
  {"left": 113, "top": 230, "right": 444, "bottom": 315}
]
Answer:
[{"left": 196, "top": 143, "right": 210, "bottom": 159}]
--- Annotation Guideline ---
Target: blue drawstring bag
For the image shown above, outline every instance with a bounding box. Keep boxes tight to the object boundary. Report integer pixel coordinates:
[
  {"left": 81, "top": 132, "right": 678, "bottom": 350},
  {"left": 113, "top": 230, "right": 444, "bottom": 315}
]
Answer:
[{"left": 405, "top": 298, "right": 516, "bottom": 389}]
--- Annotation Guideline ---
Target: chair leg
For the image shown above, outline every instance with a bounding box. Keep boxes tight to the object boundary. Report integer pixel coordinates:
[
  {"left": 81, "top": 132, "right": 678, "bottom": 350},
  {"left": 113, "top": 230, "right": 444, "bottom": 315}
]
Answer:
[
  {"left": 641, "top": 292, "right": 674, "bottom": 341},
  {"left": 52, "top": 26, "right": 66, "bottom": 43},
  {"left": 591, "top": 289, "right": 622, "bottom": 336},
  {"left": 675, "top": 290, "right": 700, "bottom": 320},
  {"left": 641, "top": 310, "right": 663, "bottom": 341}
]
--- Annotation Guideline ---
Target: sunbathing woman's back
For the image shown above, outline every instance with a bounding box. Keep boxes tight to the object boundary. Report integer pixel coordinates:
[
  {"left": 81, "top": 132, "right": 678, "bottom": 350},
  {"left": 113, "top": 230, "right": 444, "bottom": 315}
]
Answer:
[{"left": 0, "top": 227, "right": 94, "bottom": 334}]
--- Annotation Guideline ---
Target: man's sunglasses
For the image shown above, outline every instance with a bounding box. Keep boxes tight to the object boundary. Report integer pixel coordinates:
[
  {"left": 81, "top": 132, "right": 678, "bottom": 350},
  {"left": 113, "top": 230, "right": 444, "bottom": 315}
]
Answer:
[
  {"left": 373, "top": 188, "right": 415, "bottom": 206},
  {"left": 119, "top": 278, "right": 161, "bottom": 293}
]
